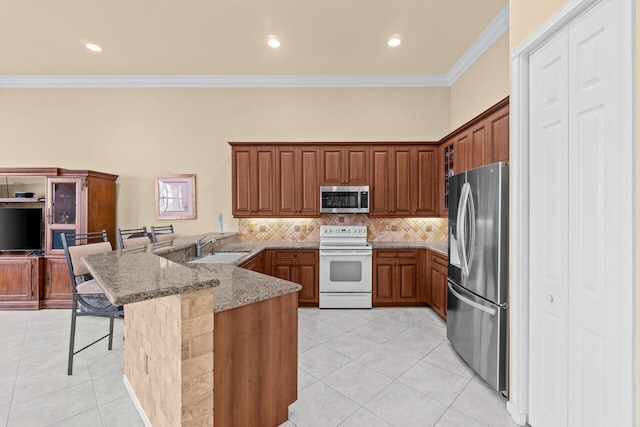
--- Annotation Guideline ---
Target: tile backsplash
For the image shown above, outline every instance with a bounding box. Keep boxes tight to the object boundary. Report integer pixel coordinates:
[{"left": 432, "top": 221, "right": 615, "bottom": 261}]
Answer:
[{"left": 238, "top": 216, "right": 447, "bottom": 242}]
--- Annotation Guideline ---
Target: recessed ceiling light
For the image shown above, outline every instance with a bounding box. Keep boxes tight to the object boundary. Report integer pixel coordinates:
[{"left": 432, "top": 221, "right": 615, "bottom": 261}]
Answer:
[
  {"left": 267, "top": 36, "right": 281, "bottom": 48},
  {"left": 388, "top": 34, "right": 401, "bottom": 48},
  {"left": 81, "top": 40, "right": 102, "bottom": 52}
]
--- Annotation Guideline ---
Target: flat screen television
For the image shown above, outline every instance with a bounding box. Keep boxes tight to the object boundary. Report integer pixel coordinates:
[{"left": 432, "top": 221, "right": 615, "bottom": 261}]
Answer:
[{"left": 0, "top": 208, "right": 42, "bottom": 251}]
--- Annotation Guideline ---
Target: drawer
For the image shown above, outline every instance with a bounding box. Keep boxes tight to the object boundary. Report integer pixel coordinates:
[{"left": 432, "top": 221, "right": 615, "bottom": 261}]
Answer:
[
  {"left": 430, "top": 252, "right": 448, "bottom": 268},
  {"left": 273, "top": 250, "right": 317, "bottom": 260},
  {"left": 376, "top": 250, "right": 417, "bottom": 259}
]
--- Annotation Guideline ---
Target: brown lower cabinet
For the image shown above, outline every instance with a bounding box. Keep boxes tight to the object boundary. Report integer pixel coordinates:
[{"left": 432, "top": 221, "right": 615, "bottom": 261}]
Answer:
[
  {"left": 0, "top": 256, "right": 43, "bottom": 309},
  {"left": 42, "top": 257, "right": 73, "bottom": 308},
  {"left": 238, "top": 251, "right": 266, "bottom": 274},
  {"left": 270, "top": 250, "right": 318, "bottom": 307},
  {"left": 373, "top": 249, "right": 427, "bottom": 306},
  {"left": 427, "top": 252, "right": 448, "bottom": 320}
]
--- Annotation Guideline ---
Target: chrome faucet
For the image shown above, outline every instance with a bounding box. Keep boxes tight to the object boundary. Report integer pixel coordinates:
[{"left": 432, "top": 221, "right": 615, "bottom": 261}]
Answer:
[{"left": 195, "top": 236, "right": 217, "bottom": 257}]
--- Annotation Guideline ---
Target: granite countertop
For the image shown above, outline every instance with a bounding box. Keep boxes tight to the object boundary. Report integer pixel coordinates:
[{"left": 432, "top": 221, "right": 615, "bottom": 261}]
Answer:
[
  {"left": 216, "top": 240, "right": 447, "bottom": 257},
  {"left": 369, "top": 241, "right": 448, "bottom": 257},
  {"left": 82, "top": 232, "right": 302, "bottom": 309},
  {"left": 83, "top": 250, "right": 222, "bottom": 306},
  {"left": 82, "top": 232, "right": 446, "bottom": 310}
]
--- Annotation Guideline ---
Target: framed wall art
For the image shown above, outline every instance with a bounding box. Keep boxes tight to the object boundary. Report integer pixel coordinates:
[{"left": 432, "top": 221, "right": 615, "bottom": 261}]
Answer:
[{"left": 155, "top": 174, "right": 196, "bottom": 220}]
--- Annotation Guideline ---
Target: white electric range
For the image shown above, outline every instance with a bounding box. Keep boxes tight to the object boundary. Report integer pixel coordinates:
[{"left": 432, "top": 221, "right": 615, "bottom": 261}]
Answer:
[{"left": 319, "top": 225, "right": 372, "bottom": 309}]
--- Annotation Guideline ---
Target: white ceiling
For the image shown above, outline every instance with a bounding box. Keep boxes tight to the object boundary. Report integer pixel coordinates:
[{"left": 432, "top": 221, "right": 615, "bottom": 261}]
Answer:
[{"left": 0, "top": 0, "right": 508, "bottom": 78}]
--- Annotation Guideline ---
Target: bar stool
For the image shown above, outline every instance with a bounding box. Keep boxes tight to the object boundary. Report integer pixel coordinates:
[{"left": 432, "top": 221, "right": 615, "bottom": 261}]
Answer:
[
  {"left": 150, "top": 224, "right": 175, "bottom": 243},
  {"left": 61, "top": 230, "right": 123, "bottom": 375},
  {"left": 116, "top": 226, "right": 151, "bottom": 249}
]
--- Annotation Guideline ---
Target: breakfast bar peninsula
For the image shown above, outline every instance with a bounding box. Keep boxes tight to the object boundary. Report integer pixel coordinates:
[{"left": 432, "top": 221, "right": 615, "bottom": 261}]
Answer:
[{"left": 82, "top": 234, "right": 301, "bottom": 426}]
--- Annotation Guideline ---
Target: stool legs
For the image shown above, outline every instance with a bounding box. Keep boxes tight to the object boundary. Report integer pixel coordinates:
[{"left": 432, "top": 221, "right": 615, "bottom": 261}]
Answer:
[{"left": 68, "top": 307, "right": 77, "bottom": 376}]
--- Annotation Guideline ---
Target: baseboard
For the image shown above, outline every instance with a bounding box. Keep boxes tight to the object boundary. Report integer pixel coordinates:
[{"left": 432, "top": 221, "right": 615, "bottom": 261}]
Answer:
[
  {"left": 123, "top": 374, "right": 152, "bottom": 427},
  {"left": 507, "top": 401, "right": 528, "bottom": 426}
]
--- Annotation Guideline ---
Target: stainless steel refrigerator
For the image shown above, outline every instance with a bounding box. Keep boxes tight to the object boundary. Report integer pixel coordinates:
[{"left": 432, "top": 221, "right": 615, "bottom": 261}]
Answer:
[{"left": 447, "top": 162, "right": 508, "bottom": 396}]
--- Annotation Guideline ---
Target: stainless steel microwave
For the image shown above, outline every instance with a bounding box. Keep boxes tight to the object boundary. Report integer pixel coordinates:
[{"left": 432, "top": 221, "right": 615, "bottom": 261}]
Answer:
[{"left": 320, "top": 186, "right": 369, "bottom": 214}]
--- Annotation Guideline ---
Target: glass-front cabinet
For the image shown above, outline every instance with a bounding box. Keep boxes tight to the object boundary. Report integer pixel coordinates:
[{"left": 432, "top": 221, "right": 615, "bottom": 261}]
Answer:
[{"left": 45, "top": 177, "right": 84, "bottom": 255}]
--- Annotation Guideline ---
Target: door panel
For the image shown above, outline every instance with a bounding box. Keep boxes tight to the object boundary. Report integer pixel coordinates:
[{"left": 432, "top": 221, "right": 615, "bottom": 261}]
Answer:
[
  {"left": 529, "top": 27, "right": 569, "bottom": 427},
  {"left": 567, "top": 1, "right": 627, "bottom": 425},
  {"left": 392, "top": 148, "right": 412, "bottom": 215},
  {"left": 397, "top": 263, "right": 417, "bottom": 300},
  {"left": 374, "top": 263, "right": 394, "bottom": 302},
  {"left": 255, "top": 149, "right": 275, "bottom": 214},
  {"left": 299, "top": 148, "right": 319, "bottom": 215},
  {"left": 277, "top": 149, "right": 296, "bottom": 215}
]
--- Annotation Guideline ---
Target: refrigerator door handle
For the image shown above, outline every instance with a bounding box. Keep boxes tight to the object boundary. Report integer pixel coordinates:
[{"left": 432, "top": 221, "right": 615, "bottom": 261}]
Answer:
[
  {"left": 448, "top": 281, "right": 496, "bottom": 315},
  {"left": 467, "top": 185, "right": 476, "bottom": 270},
  {"left": 457, "top": 182, "right": 471, "bottom": 276}
]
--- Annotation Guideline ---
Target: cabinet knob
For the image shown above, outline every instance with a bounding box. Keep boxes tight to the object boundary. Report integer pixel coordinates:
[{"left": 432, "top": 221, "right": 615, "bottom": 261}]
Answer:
[{"left": 547, "top": 294, "right": 554, "bottom": 302}]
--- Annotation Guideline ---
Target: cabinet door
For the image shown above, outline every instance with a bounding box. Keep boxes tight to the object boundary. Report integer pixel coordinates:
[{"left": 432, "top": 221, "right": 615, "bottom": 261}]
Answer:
[
  {"left": 272, "top": 261, "right": 295, "bottom": 282},
  {"left": 297, "top": 261, "right": 318, "bottom": 304},
  {"left": 373, "top": 261, "right": 395, "bottom": 303},
  {"left": 396, "top": 261, "right": 418, "bottom": 302},
  {"left": 44, "top": 257, "right": 72, "bottom": 302},
  {"left": 254, "top": 148, "right": 275, "bottom": 215},
  {"left": 276, "top": 148, "right": 297, "bottom": 215},
  {"left": 391, "top": 147, "right": 412, "bottom": 216},
  {"left": 488, "top": 105, "right": 510, "bottom": 163},
  {"left": 429, "top": 267, "right": 446, "bottom": 318},
  {"left": 232, "top": 147, "right": 253, "bottom": 216},
  {"left": 239, "top": 255, "right": 260, "bottom": 272},
  {"left": 298, "top": 147, "right": 319, "bottom": 216},
  {"left": 0, "top": 258, "right": 36, "bottom": 301},
  {"left": 454, "top": 131, "right": 469, "bottom": 173},
  {"left": 46, "top": 177, "right": 82, "bottom": 255},
  {"left": 441, "top": 141, "right": 455, "bottom": 216},
  {"left": 320, "top": 147, "right": 344, "bottom": 185},
  {"left": 413, "top": 147, "right": 438, "bottom": 215},
  {"left": 345, "top": 147, "right": 368, "bottom": 185},
  {"left": 468, "top": 121, "right": 488, "bottom": 170},
  {"left": 370, "top": 148, "right": 391, "bottom": 216}
]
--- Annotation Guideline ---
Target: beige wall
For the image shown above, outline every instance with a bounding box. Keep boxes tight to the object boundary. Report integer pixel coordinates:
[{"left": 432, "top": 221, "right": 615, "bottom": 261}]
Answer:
[
  {"left": 0, "top": 87, "right": 450, "bottom": 235},
  {"left": 510, "top": 0, "right": 569, "bottom": 47},
  {"left": 450, "top": 32, "right": 511, "bottom": 131}
]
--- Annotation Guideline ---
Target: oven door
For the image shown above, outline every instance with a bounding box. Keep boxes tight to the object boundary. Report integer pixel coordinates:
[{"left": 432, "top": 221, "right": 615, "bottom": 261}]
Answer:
[{"left": 319, "top": 249, "right": 372, "bottom": 293}]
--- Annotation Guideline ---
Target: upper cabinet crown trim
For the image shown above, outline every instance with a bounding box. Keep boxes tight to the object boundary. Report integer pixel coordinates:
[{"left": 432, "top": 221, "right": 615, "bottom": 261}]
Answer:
[
  {"left": 228, "top": 141, "right": 439, "bottom": 147},
  {"left": 438, "top": 97, "right": 509, "bottom": 143}
]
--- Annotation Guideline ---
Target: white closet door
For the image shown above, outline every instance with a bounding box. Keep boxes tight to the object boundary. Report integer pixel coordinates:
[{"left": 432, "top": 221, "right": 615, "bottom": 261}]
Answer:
[
  {"left": 529, "top": 0, "right": 632, "bottom": 426},
  {"left": 529, "top": 27, "right": 570, "bottom": 427},
  {"left": 566, "top": 0, "right": 629, "bottom": 426}
]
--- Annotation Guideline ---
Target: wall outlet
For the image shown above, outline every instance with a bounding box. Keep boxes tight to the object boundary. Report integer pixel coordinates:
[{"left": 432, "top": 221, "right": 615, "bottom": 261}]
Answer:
[
  {"left": 391, "top": 225, "right": 398, "bottom": 231},
  {"left": 223, "top": 224, "right": 229, "bottom": 232},
  {"left": 295, "top": 225, "right": 301, "bottom": 231}
]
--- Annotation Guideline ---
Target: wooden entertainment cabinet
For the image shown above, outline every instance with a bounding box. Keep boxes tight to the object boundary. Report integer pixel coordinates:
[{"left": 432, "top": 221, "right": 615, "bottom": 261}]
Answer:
[{"left": 0, "top": 168, "right": 117, "bottom": 310}]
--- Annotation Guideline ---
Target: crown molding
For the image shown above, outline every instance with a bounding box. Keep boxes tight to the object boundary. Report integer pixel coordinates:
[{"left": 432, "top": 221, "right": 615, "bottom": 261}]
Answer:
[
  {"left": 0, "top": 73, "right": 450, "bottom": 88},
  {"left": 0, "top": 4, "right": 508, "bottom": 89},
  {"left": 446, "top": 2, "right": 510, "bottom": 85}
]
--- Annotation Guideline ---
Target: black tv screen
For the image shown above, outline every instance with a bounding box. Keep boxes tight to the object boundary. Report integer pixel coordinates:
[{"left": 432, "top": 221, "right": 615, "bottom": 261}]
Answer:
[{"left": 0, "top": 208, "right": 42, "bottom": 251}]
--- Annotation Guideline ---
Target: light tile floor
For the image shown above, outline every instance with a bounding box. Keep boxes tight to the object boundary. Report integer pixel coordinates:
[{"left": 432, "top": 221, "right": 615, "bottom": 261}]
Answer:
[{"left": 0, "top": 307, "right": 516, "bottom": 427}]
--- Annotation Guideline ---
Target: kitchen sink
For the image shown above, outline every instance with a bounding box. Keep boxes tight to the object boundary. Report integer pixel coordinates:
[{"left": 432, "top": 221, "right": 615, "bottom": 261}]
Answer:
[{"left": 188, "top": 252, "right": 251, "bottom": 264}]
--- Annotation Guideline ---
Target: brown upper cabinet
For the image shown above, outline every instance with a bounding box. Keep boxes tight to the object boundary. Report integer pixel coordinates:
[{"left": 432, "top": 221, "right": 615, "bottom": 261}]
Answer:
[
  {"left": 320, "top": 146, "right": 369, "bottom": 186},
  {"left": 439, "top": 97, "right": 509, "bottom": 215},
  {"left": 370, "top": 145, "right": 438, "bottom": 217},
  {"left": 232, "top": 146, "right": 276, "bottom": 217},
  {"left": 275, "top": 146, "right": 319, "bottom": 217}
]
